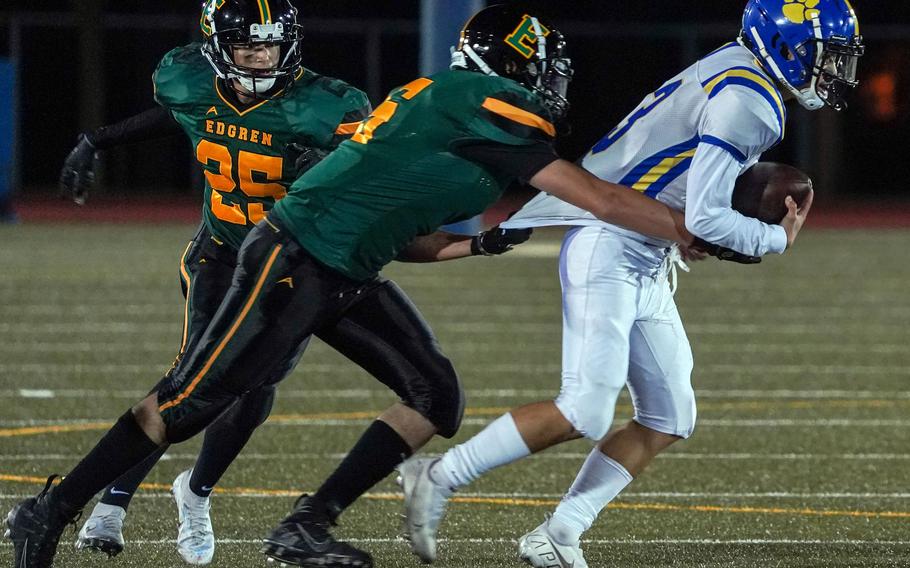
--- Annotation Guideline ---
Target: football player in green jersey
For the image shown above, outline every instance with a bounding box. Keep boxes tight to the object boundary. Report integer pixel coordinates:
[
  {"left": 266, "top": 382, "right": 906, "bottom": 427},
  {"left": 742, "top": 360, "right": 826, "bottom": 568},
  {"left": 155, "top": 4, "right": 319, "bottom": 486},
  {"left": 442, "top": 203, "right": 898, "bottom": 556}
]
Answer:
[
  {"left": 58, "top": 0, "right": 371, "bottom": 563},
  {"left": 11, "top": 5, "right": 699, "bottom": 568},
  {"left": 56, "top": 1, "right": 530, "bottom": 565}
]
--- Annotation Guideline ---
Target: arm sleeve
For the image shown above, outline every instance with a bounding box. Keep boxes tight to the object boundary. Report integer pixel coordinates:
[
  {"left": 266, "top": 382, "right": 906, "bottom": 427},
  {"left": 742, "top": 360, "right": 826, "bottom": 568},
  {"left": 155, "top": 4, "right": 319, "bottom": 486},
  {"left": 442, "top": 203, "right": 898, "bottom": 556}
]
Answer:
[
  {"left": 330, "top": 90, "right": 372, "bottom": 147},
  {"left": 450, "top": 139, "right": 559, "bottom": 183},
  {"left": 87, "top": 106, "right": 182, "bottom": 150},
  {"left": 698, "top": 86, "right": 783, "bottom": 163},
  {"left": 685, "top": 143, "right": 787, "bottom": 256}
]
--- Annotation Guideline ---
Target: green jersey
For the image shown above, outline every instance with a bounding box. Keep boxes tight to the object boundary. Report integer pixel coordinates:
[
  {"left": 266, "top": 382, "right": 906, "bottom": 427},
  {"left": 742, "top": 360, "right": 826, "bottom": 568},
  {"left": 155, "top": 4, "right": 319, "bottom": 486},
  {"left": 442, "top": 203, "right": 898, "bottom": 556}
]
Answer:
[
  {"left": 273, "top": 69, "right": 557, "bottom": 281},
  {"left": 153, "top": 43, "right": 370, "bottom": 249}
]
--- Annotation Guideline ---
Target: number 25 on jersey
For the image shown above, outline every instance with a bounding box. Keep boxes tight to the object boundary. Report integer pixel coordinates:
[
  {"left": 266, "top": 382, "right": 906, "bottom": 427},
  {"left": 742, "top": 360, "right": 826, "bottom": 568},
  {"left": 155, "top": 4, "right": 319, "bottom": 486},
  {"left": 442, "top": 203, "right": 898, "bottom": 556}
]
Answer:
[{"left": 196, "top": 140, "right": 285, "bottom": 225}]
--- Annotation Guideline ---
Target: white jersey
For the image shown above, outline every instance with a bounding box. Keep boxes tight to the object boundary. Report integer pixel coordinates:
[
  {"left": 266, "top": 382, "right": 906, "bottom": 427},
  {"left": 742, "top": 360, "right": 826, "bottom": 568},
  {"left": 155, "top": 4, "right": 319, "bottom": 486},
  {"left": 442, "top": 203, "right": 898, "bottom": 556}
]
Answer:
[{"left": 505, "top": 42, "right": 789, "bottom": 256}]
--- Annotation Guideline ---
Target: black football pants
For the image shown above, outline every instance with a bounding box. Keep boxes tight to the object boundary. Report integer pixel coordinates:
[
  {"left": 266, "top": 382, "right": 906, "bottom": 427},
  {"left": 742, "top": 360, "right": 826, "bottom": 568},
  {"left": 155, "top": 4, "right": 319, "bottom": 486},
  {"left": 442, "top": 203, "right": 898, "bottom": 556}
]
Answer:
[
  {"left": 157, "top": 216, "right": 463, "bottom": 443},
  {"left": 99, "top": 225, "right": 308, "bottom": 505}
]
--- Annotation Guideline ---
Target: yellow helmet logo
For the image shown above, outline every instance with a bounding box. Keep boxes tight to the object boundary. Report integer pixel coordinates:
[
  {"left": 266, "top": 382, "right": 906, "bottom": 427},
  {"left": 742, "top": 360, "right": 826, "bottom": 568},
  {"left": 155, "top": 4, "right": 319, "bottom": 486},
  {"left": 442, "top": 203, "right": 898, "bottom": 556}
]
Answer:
[
  {"left": 200, "top": 0, "right": 226, "bottom": 37},
  {"left": 782, "top": 0, "right": 822, "bottom": 24},
  {"left": 505, "top": 15, "right": 550, "bottom": 59}
]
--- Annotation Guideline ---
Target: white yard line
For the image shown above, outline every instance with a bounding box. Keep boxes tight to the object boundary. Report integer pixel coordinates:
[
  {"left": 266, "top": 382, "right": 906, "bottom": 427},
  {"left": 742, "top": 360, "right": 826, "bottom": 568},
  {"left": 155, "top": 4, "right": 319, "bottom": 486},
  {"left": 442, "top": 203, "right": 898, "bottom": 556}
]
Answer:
[
  {"left": 0, "top": 361, "right": 906, "bottom": 374},
  {"left": 3, "top": 452, "right": 910, "bottom": 462},
  {"left": 7, "top": 387, "right": 910, "bottom": 399},
  {"left": 4, "top": 418, "right": 910, "bottom": 428},
  {"left": 2, "top": 492, "right": 910, "bottom": 500},
  {"left": 0, "top": 537, "right": 907, "bottom": 547},
  {"left": 0, "top": 342, "right": 907, "bottom": 354}
]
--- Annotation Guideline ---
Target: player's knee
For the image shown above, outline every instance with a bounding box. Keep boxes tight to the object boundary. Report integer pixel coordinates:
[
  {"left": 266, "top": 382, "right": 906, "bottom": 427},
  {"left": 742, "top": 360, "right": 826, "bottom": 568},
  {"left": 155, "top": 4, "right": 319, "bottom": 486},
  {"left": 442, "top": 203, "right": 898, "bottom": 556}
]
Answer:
[
  {"left": 575, "top": 408, "right": 616, "bottom": 442},
  {"left": 561, "top": 384, "right": 624, "bottom": 441},
  {"left": 131, "top": 396, "right": 167, "bottom": 444},
  {"left": 634, "top": 384, "right": 697, "bottom": 439},
  {"left": 223, "top": 384, "right": 277, "bottom": 431},
  {"left": 161, "top": 392, "right": 241, "bottom": 444},
  {"left": 163, "top": 409, "right": 219, "bottom": 444},
  {"left": 416, "top": 359, "right": 464, "bottom": 439},
  {"left": 675, "top": 386, "right": 697, "bottom": 438}
]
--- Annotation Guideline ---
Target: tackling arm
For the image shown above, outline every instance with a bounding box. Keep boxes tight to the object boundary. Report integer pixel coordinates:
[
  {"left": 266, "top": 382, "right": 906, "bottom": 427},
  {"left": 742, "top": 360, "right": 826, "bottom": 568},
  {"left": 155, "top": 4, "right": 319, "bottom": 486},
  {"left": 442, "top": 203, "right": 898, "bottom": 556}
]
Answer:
[
  {"left": 397, "top": 232, "right": 473, "bottom": 263},
  {"left": 397, "top": 225, "right": 533, "bottom": 263},
  {"left": 528, "top": 159, "right": 692, "bottom": 245}
]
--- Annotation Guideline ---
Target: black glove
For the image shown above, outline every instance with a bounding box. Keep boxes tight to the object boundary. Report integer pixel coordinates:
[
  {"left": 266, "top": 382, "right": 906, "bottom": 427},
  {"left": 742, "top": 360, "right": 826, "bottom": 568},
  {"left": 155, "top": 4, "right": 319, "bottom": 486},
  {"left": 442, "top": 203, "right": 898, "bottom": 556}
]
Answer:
[
  {"left": 471, "top": 225, "right": 533, "bottom": 256},
  {"left": 59, "top": 134, "right": 97, "bottom": 205},
  {"left": 285, "top": 143, "right": 329, "bottom": 178},
  {"left": 691, "top": 237, "right": 762, "bottom": 264}
]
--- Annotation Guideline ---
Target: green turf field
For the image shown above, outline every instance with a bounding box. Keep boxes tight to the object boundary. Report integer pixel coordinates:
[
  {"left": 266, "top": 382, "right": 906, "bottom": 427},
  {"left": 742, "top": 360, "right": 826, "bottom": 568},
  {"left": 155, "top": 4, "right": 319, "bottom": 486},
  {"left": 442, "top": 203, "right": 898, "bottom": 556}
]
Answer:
[{"left": 1, "top": 224, "right": 909, "bottom": 567}]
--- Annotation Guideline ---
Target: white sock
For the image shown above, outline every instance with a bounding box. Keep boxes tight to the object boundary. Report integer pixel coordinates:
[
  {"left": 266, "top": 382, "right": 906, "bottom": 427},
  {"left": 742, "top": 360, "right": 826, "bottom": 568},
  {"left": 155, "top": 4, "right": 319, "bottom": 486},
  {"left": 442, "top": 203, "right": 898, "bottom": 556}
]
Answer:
[
  {"left": 430, "top": 413, "right": 531, "bottom": 490},
  {"left": 548, "top": 449, "right": 633, "bottom": 545}
]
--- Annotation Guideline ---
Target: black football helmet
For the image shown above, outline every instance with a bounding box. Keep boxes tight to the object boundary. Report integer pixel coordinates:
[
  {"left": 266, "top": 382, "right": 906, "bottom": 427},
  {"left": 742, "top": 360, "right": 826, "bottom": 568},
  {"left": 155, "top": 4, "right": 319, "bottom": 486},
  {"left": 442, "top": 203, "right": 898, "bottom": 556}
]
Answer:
[
  {"left": 451, "top": 5, "right": 573, "bottom": 120},
  {"left": 200, "top": 0, "right": 303, "bottom": 99}
]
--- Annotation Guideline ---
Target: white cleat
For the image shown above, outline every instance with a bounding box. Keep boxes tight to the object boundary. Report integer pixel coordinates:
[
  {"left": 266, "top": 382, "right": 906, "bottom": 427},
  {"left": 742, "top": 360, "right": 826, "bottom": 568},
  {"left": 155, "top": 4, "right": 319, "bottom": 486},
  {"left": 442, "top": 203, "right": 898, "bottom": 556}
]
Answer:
[
  {"left": 75, "top": 502, "right": 126, "bottom": 557},
  {"left": 397, "top": 457, "right": 452, "bottom": 564},
  {"left": 518, "top": 519, "right": 589, "bottom": 568},
  {"left": 172, "top": 469, "right": 215, "bottom": 565}
]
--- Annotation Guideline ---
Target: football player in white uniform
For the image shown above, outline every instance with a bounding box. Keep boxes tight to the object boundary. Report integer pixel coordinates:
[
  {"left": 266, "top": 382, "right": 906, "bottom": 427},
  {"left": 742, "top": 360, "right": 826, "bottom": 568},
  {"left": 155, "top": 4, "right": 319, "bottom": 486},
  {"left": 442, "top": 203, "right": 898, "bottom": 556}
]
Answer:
[{"left": 400, "top": 1, "right": 863, "bottom": 566}]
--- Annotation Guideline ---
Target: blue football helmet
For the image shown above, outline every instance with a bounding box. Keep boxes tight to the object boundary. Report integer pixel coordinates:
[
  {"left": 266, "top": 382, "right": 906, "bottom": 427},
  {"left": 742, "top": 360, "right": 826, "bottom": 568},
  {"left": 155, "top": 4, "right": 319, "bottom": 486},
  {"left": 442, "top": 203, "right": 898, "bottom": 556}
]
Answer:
[{"left": 740, "top": 0, "right": 864, "bottom": 111}]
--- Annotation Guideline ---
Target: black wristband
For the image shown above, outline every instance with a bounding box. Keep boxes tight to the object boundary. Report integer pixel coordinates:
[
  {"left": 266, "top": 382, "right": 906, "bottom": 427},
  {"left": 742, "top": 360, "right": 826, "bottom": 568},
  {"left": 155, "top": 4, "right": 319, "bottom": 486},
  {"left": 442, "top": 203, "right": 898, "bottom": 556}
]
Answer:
[{"left": 470, "top": 235, "right": 491, "bottom": 256}]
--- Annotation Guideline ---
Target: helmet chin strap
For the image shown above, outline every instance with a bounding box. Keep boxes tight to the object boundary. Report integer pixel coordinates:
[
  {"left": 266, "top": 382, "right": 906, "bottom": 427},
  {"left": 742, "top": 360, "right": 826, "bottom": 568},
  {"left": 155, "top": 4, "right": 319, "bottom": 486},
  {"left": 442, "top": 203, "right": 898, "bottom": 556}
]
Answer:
[
  {"left": 235, "top": 75, "right": 276, "bottom": 95},
  {"left": 451, "top": 43, "right": 497, "bottom": 76},
  {"left": 529, "top": 16, "right": 548, "bottom": 90}
]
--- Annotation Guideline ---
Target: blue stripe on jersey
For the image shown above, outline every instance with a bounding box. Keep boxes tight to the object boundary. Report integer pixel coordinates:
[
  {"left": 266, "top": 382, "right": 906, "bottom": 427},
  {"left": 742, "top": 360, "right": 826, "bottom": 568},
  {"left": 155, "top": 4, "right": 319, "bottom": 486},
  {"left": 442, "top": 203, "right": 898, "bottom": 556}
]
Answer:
[
  {"left": 642, "top": 155, "right": 695, "bottom": 198},
  {"left": 701, "top": 135, "right": 748, "bottom": 163},
  {"left": 618, "top": 135, "right": 700, "bottom": 198},
  {"left": 701, "top": 66, "right": 786, "bottom": 143}
]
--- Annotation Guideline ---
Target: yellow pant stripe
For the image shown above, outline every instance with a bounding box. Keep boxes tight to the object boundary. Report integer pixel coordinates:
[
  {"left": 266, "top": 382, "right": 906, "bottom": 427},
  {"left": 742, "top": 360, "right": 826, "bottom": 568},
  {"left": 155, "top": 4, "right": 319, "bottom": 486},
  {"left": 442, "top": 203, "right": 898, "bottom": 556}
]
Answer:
[{"left": 159, "top": 244, "right": 283, "bottom": 412}]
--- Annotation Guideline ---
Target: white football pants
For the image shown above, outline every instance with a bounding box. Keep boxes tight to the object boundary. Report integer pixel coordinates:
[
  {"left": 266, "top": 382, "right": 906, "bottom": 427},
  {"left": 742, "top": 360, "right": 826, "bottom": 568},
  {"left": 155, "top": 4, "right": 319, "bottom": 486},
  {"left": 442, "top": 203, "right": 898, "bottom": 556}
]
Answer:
[{"left": 554, "top": 226, "right": 696, "bottom": 442}]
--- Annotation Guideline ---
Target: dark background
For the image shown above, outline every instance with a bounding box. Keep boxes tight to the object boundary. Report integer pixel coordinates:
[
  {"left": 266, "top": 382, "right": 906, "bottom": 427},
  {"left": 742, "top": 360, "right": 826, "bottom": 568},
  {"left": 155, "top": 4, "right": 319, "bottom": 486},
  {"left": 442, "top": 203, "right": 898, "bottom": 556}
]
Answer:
[{"left": 0, "top": 1, "right": 907, "bottom": 201}]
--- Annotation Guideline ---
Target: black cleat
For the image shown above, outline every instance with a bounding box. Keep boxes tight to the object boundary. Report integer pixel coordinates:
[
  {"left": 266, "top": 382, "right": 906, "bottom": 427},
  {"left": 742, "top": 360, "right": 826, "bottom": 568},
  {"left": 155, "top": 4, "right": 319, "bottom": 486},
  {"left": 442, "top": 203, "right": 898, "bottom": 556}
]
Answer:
[
  {"left": 5, "top": 475, "right": 82, "bottom": 568},
  {"left": 261, "top": 495, "right": 372, "bottom": 567}
]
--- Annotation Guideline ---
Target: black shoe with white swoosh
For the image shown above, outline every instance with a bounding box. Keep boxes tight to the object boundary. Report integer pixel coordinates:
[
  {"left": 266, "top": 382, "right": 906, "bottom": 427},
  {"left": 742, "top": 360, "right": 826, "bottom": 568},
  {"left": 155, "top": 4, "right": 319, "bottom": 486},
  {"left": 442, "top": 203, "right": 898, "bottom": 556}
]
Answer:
[
  {"left": 261, "top": 495, "right": 372, "bottom": 567},
  {"left": 5, "top": 475, "right": 82, "bottom": 568}
]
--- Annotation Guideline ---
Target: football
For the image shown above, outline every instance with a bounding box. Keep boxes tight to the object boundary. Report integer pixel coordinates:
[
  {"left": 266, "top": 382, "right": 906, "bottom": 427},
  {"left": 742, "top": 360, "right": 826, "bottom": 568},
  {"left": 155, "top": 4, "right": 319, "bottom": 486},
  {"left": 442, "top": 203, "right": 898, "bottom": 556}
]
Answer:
[{"left": 732, "top": 162, "right": 813, "bottom": 224}]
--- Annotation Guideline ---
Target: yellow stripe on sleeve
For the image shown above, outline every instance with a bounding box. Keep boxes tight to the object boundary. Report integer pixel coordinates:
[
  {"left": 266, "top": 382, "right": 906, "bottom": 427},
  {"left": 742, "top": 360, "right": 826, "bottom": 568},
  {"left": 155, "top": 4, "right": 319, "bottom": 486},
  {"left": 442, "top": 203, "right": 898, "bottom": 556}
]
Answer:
[
  {"left": 481, "top": 97, "right": 556, "bottom": 137},
  {"left": 702, "top": 69, "right": 785, "bottom": 127},
  {"left": 335, "top": 121, "right": 362, "bottom": 135}
]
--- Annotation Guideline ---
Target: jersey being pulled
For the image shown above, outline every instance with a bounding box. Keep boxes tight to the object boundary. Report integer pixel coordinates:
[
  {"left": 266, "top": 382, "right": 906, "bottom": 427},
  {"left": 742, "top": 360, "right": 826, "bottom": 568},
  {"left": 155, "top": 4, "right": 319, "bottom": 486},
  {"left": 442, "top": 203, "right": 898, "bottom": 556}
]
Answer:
[
  {"left": 273, "top": 70, "right": 556, "bottom": 281},
  {"left": 153, "top": 43, "right": 370, "bottom": 249},
  {"left": 506, "top": 43, "right": 787, "bottom": 246}
]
